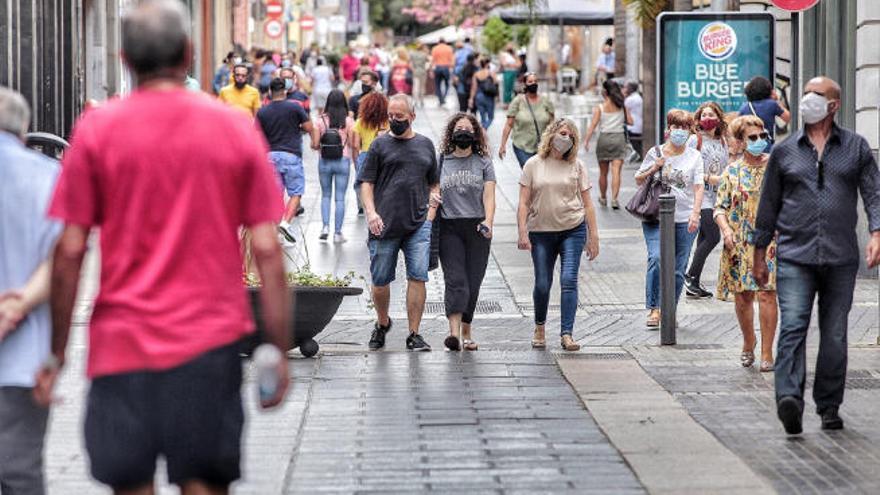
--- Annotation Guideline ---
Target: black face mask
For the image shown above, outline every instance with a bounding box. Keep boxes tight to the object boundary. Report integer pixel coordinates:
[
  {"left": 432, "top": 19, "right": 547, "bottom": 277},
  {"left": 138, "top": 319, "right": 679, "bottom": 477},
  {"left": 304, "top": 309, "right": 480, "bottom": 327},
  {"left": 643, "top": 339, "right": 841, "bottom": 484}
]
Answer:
[
  {"left": 452, "top": 130, "right": 475, "bottom": 149},
  {"left": 234, "top": 80, "right": 247, "bottom": 89},
  {"left": 525, "top": 83, "right": 538, "bottom": 94},
  {"left": 390, "top": 118, "right": 410, "bottom": 136},
  {"left": 361, "top": 84, "right": 373, "bottom": 95}
]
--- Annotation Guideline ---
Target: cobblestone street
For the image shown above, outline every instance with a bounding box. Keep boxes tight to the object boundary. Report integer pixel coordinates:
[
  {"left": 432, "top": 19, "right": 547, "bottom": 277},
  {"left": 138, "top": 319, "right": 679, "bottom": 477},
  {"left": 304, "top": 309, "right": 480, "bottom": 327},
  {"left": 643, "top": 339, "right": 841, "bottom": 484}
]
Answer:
[{"left": 44, "top": 99, "right": 880, "bottom": 494}]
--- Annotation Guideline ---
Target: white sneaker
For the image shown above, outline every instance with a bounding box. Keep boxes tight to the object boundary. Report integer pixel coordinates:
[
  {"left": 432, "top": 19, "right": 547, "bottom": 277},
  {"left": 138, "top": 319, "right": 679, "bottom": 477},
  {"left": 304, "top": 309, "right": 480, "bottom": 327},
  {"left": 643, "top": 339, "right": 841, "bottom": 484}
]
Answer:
[
  {"left": 319, "top": 226, "right": 329, "bottom": 240},
  {"left": 333, "top": 233, "right": 346, "bottom": 244},
  {"left": 278, "top": 221, "right": 296, "bottom": 244}
]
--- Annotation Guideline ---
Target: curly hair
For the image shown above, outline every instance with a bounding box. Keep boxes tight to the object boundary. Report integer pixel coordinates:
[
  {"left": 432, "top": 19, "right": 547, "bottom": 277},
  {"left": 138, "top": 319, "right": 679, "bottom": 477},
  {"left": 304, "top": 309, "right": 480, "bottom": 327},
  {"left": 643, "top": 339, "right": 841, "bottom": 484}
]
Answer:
[
  {"left": 440, "top": 113, "right": 489, "bottom": 157},
  {"left": 537, "top": 118, "right": 580, "bottom": 163},
  {"left": 356, "top": 92, "right": 388, "bottom": 131},
  {"left": 693, "top": 101, "right": 728, "bottom": 139},
  {"left": 744, "top": 76, "right": 773, "bottom": 102},
  {"left": 728, "top": 115, "right": 765, "bottom": 141}
]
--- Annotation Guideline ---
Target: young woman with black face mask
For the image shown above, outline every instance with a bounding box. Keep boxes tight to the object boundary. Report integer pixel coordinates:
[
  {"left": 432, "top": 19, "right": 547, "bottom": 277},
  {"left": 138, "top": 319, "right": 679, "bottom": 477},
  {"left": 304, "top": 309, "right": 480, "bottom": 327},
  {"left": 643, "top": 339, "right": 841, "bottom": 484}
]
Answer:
[
  {"left": 499, "top": 72, "right": 555, "bottom": 167},
  {"left": 436, "top": 113, "right": 496, "bottom": 351}
]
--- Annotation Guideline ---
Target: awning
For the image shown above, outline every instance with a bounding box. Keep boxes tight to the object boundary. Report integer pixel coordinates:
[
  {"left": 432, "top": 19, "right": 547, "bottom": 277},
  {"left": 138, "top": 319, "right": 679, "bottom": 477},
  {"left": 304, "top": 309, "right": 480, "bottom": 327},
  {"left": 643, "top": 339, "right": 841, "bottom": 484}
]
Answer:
[
  {"left": 496, "top": 0, "right": 614, "bottom": 26},
  {"left": 416, "top": 26, "right": 473, "bottom": 45}
]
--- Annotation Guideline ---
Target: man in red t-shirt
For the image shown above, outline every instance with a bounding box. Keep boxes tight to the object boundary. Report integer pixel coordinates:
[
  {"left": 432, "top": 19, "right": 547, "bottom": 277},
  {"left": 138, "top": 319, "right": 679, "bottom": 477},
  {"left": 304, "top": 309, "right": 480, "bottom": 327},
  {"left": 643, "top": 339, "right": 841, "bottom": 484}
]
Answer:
[
  {"left": 339, "top": 45, "right": 361, "bottom": 85},
  {"left": 38, "top": 1, "right": 291, "bottom": 493}
]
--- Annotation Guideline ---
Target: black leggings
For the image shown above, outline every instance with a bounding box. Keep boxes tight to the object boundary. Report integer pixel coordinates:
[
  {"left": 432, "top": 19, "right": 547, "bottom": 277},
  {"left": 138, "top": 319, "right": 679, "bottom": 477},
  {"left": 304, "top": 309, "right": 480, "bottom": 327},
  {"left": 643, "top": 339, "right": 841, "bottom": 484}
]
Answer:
[
  {"left": 687, "top": 208, "right": 720, "bottom": 283},
  {"left": 439, "top": 218, "right": 491, "bottom": 324}
]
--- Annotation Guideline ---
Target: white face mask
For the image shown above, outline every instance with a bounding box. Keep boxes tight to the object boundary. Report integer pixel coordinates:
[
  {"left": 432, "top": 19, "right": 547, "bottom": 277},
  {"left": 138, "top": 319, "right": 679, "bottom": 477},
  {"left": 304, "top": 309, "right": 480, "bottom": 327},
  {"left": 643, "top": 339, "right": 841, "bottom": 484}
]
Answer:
[
  {"left": 800, "top": 92, "right": 831, "bottom": 125},
  {"left": 552, "top": 134, "right": 573, "bottom": 154}
]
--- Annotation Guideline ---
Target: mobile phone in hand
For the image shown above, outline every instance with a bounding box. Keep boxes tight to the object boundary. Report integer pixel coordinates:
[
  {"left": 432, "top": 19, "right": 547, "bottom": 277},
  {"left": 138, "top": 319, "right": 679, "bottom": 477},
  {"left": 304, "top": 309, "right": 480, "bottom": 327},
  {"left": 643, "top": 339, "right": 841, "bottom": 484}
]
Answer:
[{"left": 478, "top": 223, "right": 491, "bottom": 238}]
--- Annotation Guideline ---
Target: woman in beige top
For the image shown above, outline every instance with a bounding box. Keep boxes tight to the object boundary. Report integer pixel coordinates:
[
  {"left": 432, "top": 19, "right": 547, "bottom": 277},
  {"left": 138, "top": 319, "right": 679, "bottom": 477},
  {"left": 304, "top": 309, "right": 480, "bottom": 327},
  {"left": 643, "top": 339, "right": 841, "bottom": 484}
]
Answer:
[{"left": 517, "top": 118, "right": 600, "bottom": 351}]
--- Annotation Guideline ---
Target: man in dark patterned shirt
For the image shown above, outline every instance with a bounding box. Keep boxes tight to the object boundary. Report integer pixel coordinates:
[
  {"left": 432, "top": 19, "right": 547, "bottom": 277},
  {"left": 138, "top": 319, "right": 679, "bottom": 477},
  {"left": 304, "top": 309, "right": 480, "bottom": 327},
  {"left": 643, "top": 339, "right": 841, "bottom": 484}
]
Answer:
[{"left": 753, "top": 76, "right": 880, "bottom": 435}]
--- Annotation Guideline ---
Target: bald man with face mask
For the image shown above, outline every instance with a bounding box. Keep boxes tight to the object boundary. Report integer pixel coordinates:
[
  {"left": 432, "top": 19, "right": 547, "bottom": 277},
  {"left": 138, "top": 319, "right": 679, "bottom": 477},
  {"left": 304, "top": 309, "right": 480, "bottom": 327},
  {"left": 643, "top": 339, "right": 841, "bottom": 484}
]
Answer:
[{"left": 753, "top": 76, "right": 880, "bottom": 435}]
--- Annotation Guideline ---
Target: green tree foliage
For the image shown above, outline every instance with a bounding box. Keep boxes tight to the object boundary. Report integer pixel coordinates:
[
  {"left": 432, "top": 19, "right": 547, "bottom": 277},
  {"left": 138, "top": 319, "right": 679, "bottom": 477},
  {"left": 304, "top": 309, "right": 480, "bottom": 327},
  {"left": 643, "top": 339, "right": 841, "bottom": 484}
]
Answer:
[{"left": 482, "top": 17, "right": 513, "bottom": 54}]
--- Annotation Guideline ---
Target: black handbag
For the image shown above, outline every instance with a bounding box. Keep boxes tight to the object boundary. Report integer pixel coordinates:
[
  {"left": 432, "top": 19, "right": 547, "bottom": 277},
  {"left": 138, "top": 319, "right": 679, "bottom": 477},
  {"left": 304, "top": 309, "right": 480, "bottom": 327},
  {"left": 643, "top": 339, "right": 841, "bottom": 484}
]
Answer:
[{"left": 625, "top": 146, "right": 666, "bottom": 223}]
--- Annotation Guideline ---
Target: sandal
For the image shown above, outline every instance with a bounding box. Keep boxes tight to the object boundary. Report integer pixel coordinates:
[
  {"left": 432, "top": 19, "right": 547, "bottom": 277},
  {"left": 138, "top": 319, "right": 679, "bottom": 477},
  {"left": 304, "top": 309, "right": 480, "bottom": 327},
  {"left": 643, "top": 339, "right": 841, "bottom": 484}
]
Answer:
[
  {"left": 463, "top": 339, "right": 478, "bottom": 351},
  {"left": 759, "top": 360, "right": 775, "bottom": 372},
  {"left": 561, "top": 335, "right": 581, "bottom": 351},
  {"left": 531, "top": 327, "right": 546, "bottom": 348},
  {"left": 740, "top": 350, "right": 755, "bottom": 368},
  {"left": 598, "top": 197, "right": 608, "bottom": 207},
  {"left": 444, "top": 335, "right": 461, "bottom": 351}
]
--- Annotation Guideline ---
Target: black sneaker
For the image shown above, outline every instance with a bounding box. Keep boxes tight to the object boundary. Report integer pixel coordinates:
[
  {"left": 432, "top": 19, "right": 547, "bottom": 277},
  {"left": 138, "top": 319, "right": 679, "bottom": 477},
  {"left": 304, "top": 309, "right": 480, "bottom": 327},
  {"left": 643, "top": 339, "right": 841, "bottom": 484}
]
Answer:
[
  {"left": 406, "top": 332, "right": 431, "bottom": 352},
  {"left": 357, "top": 207, "right": 364, "bottom": 216},
  {"left": 777, "top": 396, "right": 804, "bottom": 435},
  {"left": 296, "top": 206, "right": 305, "bottom": 216},
  {"left": 820, "top": 407, "right": 844, "bottom": 430},
  {"left": 695, "top": 284, "right": 713, "bottom": 299},
  {"left": 368, "top": 319, "right": 392, "bottom": 350}
]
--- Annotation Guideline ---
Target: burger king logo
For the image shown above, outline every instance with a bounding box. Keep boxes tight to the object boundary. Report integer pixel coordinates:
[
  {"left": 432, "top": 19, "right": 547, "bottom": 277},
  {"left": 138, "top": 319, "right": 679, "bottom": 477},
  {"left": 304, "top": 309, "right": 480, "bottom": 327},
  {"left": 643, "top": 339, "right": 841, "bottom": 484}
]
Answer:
[{"left": 698, "top": 22, "right": 737, "bottom": 61}]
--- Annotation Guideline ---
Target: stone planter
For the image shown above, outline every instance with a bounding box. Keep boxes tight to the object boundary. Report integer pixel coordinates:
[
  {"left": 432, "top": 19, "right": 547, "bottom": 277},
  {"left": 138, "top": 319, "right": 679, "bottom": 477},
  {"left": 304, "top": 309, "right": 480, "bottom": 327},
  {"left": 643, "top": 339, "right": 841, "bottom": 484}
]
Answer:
[{"left": 247, "top": 285, "right": 363, "bottom": 357}]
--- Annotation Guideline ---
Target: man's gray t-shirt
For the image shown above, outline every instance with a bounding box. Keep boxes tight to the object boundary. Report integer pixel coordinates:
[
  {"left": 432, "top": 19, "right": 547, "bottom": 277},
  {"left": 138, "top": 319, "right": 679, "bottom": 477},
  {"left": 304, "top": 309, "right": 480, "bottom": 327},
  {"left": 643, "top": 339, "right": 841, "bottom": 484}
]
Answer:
[
  {"left": 439, "top": 153, "right": 495, "bottom": 220},
  {"left": 0, "top": 133, "right": 62, "bottom": 387}
]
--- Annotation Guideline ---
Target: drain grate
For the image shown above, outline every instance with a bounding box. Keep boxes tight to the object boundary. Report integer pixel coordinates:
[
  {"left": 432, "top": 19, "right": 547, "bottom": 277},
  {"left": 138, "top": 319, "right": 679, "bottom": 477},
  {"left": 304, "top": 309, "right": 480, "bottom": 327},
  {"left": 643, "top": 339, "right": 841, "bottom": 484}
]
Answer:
[
  {"left": 556, "top": 352, "right": 631, "bottom": 360},
  {"left": 424, "top": 300, "right": 503, "bottom": 314}
]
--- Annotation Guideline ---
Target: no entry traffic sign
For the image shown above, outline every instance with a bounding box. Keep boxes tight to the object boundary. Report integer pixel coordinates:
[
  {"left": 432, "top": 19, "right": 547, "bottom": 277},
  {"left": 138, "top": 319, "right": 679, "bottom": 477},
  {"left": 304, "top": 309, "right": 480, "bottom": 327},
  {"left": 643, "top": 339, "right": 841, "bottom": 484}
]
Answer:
[
  {"left": 266, "top": 0, "right": 283, "bottom": 19},
  {"left": 300, "top": 15, "right": 315, "bottom": 31},
  {"left": 771, "top": 0, "right": 820, "bottom": 11},
  {"left": 265, "top": 19, "right": 283, "bottom": 39}
]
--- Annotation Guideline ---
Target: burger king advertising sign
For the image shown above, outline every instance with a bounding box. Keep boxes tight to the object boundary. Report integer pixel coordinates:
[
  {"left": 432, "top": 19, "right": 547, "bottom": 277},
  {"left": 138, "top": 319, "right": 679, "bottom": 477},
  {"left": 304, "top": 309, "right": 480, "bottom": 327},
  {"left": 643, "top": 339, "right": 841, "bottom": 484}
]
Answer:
[{"left": 657, "top": 13, "right": 774, "bottom": 141}]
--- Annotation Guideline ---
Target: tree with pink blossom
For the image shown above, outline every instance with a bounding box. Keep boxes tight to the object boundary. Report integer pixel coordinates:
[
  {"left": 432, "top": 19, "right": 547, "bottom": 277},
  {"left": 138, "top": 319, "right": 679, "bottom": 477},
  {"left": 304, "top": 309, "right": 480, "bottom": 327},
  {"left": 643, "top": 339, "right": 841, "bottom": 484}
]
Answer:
[{"left": 403, "top": 0, "right": 539, "bottom": 28}]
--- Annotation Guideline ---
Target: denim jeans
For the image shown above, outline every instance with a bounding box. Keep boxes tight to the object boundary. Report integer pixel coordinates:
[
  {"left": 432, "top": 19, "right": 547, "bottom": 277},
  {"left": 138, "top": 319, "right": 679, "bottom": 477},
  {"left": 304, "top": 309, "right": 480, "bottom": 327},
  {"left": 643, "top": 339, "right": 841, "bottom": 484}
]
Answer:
[
  {"left": 268, "top": 151, "right": 304, "bottom": 196},
  {"left": 528, "top": 222, "right": 587, "bottom": 335},
  {"left": 475, "top": 93, "right": 495, "bottom": 129},
  {"left": 367, "top": 220, "right": 433, "bottom": 287},
  {"left": 775, "top": 260, "right": 858, "bottom": 413},
  {"left": 512, "top": 146, "right": 535, "bottom": 168},
  {"left": 318, "top": 157, "right": 350, "bottom": 233},
  {"left": 433, "top": 66, "right": 451, "bottom": 104},
  {"left": 642, "top": 222, "right": 698, "bottom": 310}
]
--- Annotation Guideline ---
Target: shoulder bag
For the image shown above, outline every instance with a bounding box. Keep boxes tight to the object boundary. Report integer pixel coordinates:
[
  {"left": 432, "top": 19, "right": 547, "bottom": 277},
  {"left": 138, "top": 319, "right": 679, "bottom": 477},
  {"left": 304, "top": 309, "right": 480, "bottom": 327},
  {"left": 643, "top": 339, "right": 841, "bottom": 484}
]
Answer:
[{"left": 625, "top": 146, "right": 667, "bottom": 223}]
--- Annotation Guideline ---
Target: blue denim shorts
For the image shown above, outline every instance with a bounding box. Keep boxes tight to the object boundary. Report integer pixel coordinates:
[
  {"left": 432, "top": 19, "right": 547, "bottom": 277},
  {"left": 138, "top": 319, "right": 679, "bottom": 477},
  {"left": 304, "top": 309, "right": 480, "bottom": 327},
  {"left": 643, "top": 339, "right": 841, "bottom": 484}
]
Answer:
[
  {"left": 268, "top": 151, "right": 304, "bottom": 197},
  {"left": 367, "top": 220, "right": 432, "bottom": 287}
]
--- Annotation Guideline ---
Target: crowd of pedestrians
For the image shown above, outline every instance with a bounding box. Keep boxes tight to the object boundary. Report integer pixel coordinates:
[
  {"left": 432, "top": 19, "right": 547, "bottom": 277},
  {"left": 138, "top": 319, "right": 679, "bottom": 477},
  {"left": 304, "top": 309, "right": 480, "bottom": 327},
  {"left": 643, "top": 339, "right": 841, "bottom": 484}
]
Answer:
[{"left": 4, "top": 3, "right": 880, "bottom": 492}]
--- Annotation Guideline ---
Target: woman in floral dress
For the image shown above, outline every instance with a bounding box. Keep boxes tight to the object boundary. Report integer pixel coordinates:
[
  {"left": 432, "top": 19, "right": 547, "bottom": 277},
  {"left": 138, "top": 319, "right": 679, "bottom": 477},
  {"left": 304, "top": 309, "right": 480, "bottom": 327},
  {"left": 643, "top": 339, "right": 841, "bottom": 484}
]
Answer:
[{"left": 714, "top": 115, "right": 778, "bottom": 372}]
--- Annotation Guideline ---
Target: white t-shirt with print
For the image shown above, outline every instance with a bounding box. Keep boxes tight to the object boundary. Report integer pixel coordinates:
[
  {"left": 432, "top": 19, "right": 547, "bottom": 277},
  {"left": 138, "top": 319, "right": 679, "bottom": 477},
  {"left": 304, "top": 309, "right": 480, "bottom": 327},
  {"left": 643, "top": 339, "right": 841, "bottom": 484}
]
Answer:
[
  {"left": 686, "top": 134, "right": 728, "bottom": 209},
  {"left": 636, "top": 146, "right": 704, "bottom": 223}
]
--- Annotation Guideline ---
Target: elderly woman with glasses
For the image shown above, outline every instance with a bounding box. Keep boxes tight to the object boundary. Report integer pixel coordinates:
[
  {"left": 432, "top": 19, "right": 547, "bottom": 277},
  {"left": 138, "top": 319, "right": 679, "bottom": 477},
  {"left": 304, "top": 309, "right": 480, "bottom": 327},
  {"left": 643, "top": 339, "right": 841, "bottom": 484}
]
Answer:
[{"left": 714, "top": 115, "right": 778, "bottom": 371}]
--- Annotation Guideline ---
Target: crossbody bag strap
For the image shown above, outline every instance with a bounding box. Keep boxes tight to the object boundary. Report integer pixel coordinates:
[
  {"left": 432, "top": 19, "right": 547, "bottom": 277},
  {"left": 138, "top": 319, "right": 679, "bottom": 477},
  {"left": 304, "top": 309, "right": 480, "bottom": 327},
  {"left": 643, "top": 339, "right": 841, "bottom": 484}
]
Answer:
[{"left": 524, "top": 96, "right": 542, "bottom": 144}]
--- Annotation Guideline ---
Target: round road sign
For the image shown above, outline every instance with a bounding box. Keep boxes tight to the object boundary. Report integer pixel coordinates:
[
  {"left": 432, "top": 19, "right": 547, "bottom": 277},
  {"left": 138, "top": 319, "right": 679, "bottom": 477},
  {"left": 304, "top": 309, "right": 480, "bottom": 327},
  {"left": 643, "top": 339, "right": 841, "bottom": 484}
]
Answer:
[
  {"left": 265, "top": 19, "right": 283, "bottom": 39},
  {"left": 771, "top": 0, "right": 820, "bottom": 11},
  {"left": 300, "top": 15, "right": 315, "bottom": 31},
  {"left": 266, "top": 0, "right": 283, "bottom": 19}
]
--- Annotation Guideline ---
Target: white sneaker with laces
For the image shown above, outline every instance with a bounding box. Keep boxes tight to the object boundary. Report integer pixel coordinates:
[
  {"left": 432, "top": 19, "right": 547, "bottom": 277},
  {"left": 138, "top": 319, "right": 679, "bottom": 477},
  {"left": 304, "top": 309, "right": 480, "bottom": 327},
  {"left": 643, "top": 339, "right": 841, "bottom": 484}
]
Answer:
[{"left": 333, "top": 233, "right": 346, "bottom": 244}]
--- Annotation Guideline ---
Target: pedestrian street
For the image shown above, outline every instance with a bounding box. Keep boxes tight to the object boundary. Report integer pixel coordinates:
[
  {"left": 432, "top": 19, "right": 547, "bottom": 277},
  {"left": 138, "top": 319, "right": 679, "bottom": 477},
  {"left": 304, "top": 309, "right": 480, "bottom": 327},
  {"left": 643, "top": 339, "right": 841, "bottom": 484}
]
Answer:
[{"left": 43, "top": 99, "right": 880, "bottom": 494}]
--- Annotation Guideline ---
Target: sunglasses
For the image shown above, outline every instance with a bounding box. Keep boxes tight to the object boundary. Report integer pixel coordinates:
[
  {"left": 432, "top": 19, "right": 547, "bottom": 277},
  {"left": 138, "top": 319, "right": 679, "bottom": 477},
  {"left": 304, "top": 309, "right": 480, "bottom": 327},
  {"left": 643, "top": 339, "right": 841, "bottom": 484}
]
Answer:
[{"left": 745, "top": 132, "right": 770, "bottom": 142}]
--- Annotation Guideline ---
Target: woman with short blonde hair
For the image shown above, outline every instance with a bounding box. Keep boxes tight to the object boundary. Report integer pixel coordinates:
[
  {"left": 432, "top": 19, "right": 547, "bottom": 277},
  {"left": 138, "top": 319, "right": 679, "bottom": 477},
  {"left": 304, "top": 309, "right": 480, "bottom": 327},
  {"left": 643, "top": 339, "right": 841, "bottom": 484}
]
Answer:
[
  {"left": 634, "top": 109, "right": 704, "bottom": 328},
  {"left": 517, "top": 118, "right": 600, "bottom": 350},
  {"left": 714, "top": 114, "right": 777, "bottom": 371}
]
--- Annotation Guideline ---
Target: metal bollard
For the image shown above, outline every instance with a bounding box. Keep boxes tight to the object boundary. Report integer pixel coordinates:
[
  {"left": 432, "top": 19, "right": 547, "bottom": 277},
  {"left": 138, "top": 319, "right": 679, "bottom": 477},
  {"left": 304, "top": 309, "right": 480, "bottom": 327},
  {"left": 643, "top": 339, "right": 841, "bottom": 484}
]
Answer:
[{"left": 659, "top": 193, "right": 677, "bottom": 345}]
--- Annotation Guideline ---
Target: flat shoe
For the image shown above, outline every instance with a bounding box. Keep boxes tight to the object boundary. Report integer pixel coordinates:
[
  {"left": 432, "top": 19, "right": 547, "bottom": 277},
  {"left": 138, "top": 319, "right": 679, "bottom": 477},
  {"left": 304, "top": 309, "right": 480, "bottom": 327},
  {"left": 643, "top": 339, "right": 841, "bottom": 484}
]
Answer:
[
  {"left": 598, "top": 197, "right": 607, "bottom": 207},
  {"left": 760, "top": 360, "right": 774, "bottom": 372},
  {"left": 463, "top": 339, "right": 478, "bottom": 351},
  {"left": 444, "top": 335, "right": 461, "bottom": 351},
  {"left": 560, "top": 336, "right": 581, "bottom": 351}
]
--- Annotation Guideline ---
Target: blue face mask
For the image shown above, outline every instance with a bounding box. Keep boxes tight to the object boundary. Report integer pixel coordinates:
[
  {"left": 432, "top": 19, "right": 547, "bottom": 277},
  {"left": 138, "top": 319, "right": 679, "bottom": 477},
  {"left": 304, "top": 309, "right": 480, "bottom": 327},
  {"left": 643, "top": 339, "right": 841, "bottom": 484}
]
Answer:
[
  {"left": 746, "top": 139, "right": 767, "bottom": 156},
  {"left": 669, "top": 129, "right": 690, "bottom": 146},
  {"left": 284, "top": 78, "right": 293, "bottom": 91}
]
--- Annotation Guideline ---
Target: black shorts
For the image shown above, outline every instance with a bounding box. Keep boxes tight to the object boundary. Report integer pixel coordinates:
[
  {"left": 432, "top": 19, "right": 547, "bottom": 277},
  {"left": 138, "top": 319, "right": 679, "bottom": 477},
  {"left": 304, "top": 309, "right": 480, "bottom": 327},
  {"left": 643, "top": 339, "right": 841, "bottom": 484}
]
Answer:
[{"left": 84, "top": 342, "right": 244, "bottom": 490}]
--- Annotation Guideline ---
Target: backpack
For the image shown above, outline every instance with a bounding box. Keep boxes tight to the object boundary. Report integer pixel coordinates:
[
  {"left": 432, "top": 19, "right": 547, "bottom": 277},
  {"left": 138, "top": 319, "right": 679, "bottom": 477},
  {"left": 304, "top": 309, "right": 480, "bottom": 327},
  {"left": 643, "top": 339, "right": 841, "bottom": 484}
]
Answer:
[
  {"left": 479, "top": 75, "right": 498, "bottom": 97},
  {"left": 320, "top": 115, "right": 344, "bottom": 160}
]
